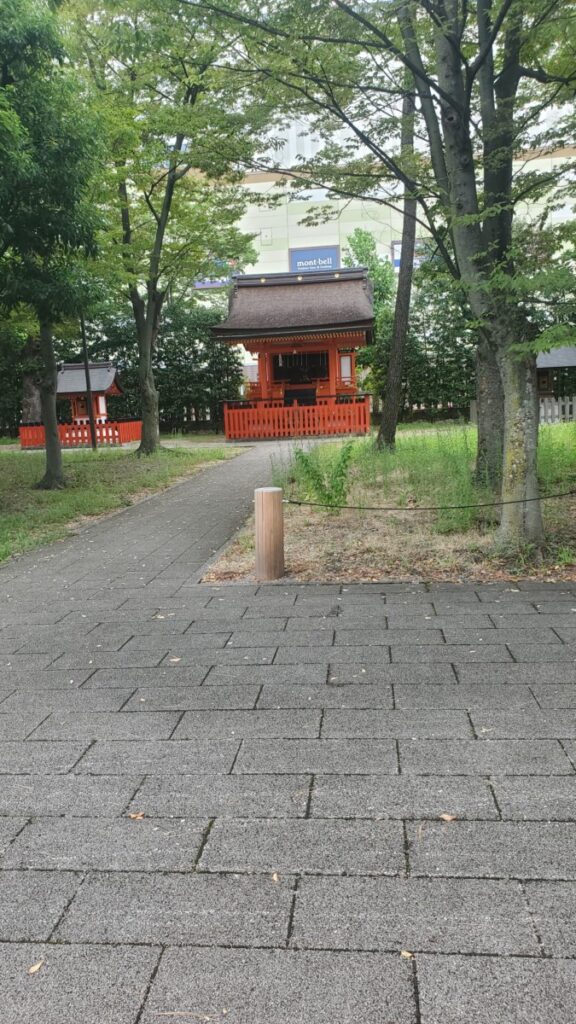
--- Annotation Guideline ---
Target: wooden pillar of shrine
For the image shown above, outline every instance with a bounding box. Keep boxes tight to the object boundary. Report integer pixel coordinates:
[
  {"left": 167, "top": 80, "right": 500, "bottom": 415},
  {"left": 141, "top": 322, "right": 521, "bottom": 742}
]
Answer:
[
  {"left": 258, "top": 352, "right": 270, "bottom": 399},
  {"left": 328, "top": 345, "right": 338, "bottom": 397}
]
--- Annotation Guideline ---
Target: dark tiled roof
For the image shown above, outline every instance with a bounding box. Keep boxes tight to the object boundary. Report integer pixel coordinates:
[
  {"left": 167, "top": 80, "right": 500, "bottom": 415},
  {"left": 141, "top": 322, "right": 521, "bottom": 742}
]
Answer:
[
  {"left": 213, "top": 268, "right": 373, "bottom": 340},
  {"left": 537, "top": 347, "right": 576, "bottom": 369},
  {"left": 57, "top": 362, "right": 122, "bottom": 396}
]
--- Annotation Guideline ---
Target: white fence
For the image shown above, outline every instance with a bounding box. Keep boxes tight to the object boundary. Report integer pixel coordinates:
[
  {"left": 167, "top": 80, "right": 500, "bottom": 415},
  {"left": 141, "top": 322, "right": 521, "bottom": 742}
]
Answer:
[{"left": 539, "top": 396, "right": 576, "bottom": 424}]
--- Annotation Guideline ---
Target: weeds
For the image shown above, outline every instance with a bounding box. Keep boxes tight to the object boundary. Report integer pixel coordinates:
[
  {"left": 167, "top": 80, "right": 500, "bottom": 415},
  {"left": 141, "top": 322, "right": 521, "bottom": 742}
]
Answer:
[{"left": 291, "top": 441, "right": 355, "bottom": 508}]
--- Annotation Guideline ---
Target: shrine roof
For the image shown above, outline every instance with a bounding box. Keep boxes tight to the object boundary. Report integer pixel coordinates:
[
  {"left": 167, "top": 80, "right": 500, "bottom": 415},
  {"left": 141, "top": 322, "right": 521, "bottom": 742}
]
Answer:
[
  {"left": 57, "top": 362, "right": 123, "bottom": 396},
  {"left": 213, "top": 267, "right": 373, "bottom": 341},
  {"left": 536, "top": 347, "right": 576, "bottom": 369}
]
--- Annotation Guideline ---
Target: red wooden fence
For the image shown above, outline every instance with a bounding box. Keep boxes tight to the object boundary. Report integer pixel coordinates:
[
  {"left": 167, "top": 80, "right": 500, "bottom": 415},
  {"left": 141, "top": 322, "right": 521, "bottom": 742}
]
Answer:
[
  {"left": 19, "top": 421, "right": 142, "bottom": 449},
  {"left": 224, "top": 396, "right": 370, "bottom": 440}
]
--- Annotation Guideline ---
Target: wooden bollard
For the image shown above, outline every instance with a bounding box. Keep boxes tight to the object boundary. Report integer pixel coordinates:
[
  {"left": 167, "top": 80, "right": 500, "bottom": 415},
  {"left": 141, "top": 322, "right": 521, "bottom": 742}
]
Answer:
[{"left": 255, "top": 487, "right": 285, "bottom": 581}]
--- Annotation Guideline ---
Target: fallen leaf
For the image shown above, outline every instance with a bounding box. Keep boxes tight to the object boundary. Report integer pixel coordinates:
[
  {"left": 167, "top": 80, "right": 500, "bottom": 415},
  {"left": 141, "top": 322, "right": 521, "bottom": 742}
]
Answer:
[
  {"left": 169, "top": 657, "right": 181, "bottom": 663},
  {"left": 28, "top": 960, "right": 44, "bottom": 975},
  {"left": 439, "top": 813, "right": 457, "bottom": 822},
  {"left": 128, "top": 811, "right": 145, "bottom": 820},
  {"left": 400, "top": 950, "right": 414, "bottom": 959},
  {"left": 271, "top": 872, "right": 280, "bottom": 882}
]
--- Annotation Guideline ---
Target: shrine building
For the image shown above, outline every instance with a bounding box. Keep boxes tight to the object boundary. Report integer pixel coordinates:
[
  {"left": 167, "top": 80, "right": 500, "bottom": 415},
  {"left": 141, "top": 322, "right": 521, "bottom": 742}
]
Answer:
[{"left": 214, "top": 267, "right": 374, "bottom": 440}]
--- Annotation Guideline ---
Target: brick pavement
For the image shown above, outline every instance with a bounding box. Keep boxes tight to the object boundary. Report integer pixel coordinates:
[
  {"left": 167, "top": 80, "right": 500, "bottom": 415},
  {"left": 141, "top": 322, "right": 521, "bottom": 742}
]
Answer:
[{"left": 1, "top": 447, "right": 576, "bottom": 1020}]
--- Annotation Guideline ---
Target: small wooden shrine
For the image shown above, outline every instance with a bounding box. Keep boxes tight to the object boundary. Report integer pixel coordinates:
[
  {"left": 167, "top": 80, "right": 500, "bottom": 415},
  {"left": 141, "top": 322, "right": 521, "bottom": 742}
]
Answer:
[
  {"left": 57, "top": 362, "right": 123, "bottom": 424},
  {"left": 214, "top": 268, "right": 374, "bottom": 440},
  {"left": 19, "top": 361, "right": 142, "bottom": 449}
]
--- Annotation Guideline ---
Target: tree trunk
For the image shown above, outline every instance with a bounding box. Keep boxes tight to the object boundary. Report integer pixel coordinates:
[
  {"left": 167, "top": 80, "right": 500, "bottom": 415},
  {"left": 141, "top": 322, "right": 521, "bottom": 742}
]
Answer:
[
  {"left": 378, "top": 84, "right": 416, "bottom": 450},
  {"left": 21, "top": 335, "right": 42, "bottom": 423},
  {"left": 475, "top": 339, "right": 504, "bottom": 491},
  {"left": 36, "top": 319, "right": 65, "bottom": 490},
  {"left": 496, "top": 347, "right": 543, "bottom": 547},
  {"left": 137, "top": 332, "right": 160, "bottom": 455}
]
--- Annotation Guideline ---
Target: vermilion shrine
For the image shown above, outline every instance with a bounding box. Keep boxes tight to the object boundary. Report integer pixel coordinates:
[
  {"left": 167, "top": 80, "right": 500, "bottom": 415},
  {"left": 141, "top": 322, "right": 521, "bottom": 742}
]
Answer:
[
  {"left": 215, "top": 268, "right": 373, "bottom": 440},
  {"left": 19, "top": 362, "right": 142, "bottom": 449}
]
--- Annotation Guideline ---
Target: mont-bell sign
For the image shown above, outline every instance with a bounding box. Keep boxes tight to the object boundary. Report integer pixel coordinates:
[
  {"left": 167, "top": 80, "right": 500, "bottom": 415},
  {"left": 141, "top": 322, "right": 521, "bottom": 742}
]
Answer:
[{"left": 289, "top": 246, "right": 340, "bottom": 274}]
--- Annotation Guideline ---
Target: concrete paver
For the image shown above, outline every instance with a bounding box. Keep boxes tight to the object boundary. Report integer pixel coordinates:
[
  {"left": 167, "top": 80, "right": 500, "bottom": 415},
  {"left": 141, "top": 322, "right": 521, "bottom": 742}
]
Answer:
[{"left": 2, "top": 444, "right": 576, "bottom": 1021}]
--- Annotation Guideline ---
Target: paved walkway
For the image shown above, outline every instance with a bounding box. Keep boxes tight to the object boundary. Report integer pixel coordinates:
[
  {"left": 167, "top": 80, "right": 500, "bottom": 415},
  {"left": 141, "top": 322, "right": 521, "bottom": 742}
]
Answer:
[{"left": 1, "top": 445, "right": 576, "bottom": 1022}]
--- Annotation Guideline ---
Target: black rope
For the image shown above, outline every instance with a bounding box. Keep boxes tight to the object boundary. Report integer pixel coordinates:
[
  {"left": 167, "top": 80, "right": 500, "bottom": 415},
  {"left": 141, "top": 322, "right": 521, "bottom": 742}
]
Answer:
[{"left": 284, "top": 488, "right": 576, "bottom": 513}]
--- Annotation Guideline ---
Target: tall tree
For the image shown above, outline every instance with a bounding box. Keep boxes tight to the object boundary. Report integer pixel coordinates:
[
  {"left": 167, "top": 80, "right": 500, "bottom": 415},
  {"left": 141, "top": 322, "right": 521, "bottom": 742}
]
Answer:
[
  {"left": 182, "top": 0, "right": 576, "bottom": 545},
  {"left": 379, "top": 80, "right": 416, "bottom": 450},
  {"left": 70, "top": 0, "right": 267, "bottom": 453},
  {"left": 0, "top": 0, "right": 102, "bottom": 488}
]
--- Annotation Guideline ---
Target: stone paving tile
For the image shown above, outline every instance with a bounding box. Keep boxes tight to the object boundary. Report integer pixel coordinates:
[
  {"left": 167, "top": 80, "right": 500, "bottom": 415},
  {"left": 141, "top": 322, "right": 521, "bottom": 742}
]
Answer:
[
  {"left": 29, "top": 711, "right": 180, "bottom": 741},
  {"left": 75, "top": 739, "right": 240, "bottom": 775},
  {"left": 0, "top": 669, "right": 93, "bottom": 690},
  {"left": 131, "top": 774, "right": 310, "bottom": 819},
  {"left": 204, "top": 665, "right": 329, "bottom": 686},
  {"left": 416, "top": 954, "right": 576, "bottom": 1024},
  {"left": 385, "top": 614, "right": 497, "bottom": 629},
  {"left": 0, "top": 774, "right": 142, "bottom": 816},
  {"left": 140, "top": 948, "right": 416, "bottom": 1024},
  {"left": 275, "top": 646, "right": 391, "bottom": 664},
  {"left": 327, "top": 664, "right": 458, "bottom": 685},
  {"left": 532, "top": 685, "right": 576, "bottom": 707},
  {"left": 394, "top": 683, "right": 538, "bottom": 709},
  {"left": 535, "top": 601, "right": 576, "bottom": 612},
  {"left": 334, "top": 629, "right": 445, "bottom": 645},
  {"left": 1, "top": 654, "right": 62, "bottom": 670},
  {"left": 0, "top": 942, "right": 161, "bottom": 1024},
  {"left": 457, "top": 663, "right": 576, "bottom": 685},
  {"left": 392, "top": 644, "right": 512, "bottom": 663},
  {"left": 160, "top": 647, "right": 277, "bottom": 666},
  {"left": 55, "top": 871, "right": 293, "bottom": 945},
  {"left": 291, "top": 876, "right": 538, "bottom": 954},
  {"left": 508, "top": 644, "right": 576, "bottom": 662},
  {"left": 492, "top": 776, "right": 576, "bottom": 820},
  {"left": 490, "top": 613, "right": 576, "bottom": 629},
  {"left": 472, "top": 709, "right": 576, "bottom": 738},
  {"left": 52, "top": 651, "right": 166, "bottom": 669},
  {"left": 0, "top": 689, "right": 15, "bottom": 706},
  {"left": 451, "top": 601, "right": 538, "bottom": 615},
  {"left": 0, "top": 870, "right": 82, "bottom": 941},
  {"left": 226, "top": 630, "right": 334, "bottom": 648},
  {"left": 87, "top": 618, "right": 194, "bottom": 636},
  {"left": 0, "top": 690, "right": 134, "bottom": 713},
  {"left": 123, "top": 684, "right": 260, "bottom": 711},
  {"left": 234, "top": 738, "right": 398, "bottom": 775},
  {"left": 257, "top": 684, "right": 394, "bottom": 709},
  {"left": 173, "top": 709, "right": 321, "bottom": 739},
  {"left": 321, "top": 709, "right": 472, "bottom": 738},
  {"left": 0, "top": 741, "right": 88, "bottom": 774},
  {"left": 2, "top": 817, "right": 207, "bottom": 871},
  {"left": 0, "top": 713, "right": 50, "bottom": 740},
  {"left": 15, "top": 638, "right": 129, "bottom": 654},
  {"left": 407, "top": 821, "right": 576, "bottom": 878},
  {"left": 525, "top": 881, "right": 576, "bottom": 955},
  {"left": 310, "top": 775, "right": 497, "bottom": 819},
  {"left": 122, "top": 633, "right": 230, "bottom": 650},
  {"left": 399, "top": 738, "right": 573, "bottom": 774},
  {"left": 83, "top": 666, "right": 209, "bottom": 688},
  {"left": 444, "top": 627, "right": 561, "bottom": 645},
  {"left": 187, "top": 617, "right": 289, "bottom": 633},
  {"left": 199, "top": 818, "right": 404, "bottom": 875}
]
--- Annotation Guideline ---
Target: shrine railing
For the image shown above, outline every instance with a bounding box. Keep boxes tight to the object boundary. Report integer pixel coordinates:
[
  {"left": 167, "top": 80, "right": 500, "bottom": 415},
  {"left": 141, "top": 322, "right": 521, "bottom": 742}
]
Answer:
[
  {"left": 19, "top": 420, "right": 142, "bottom": 449},
  {"left": 224, "top": 395, "right": 371, "bottom": 440}
]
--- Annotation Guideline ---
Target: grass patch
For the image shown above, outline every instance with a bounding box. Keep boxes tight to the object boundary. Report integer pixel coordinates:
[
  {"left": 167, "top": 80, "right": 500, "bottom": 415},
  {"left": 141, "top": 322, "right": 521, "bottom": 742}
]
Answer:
[
  {"left": 0, "top": 445, "right": 237, "bottom": 563},
  {"left": 206, "top": 424, "right": 576, "bottom": 583}
]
